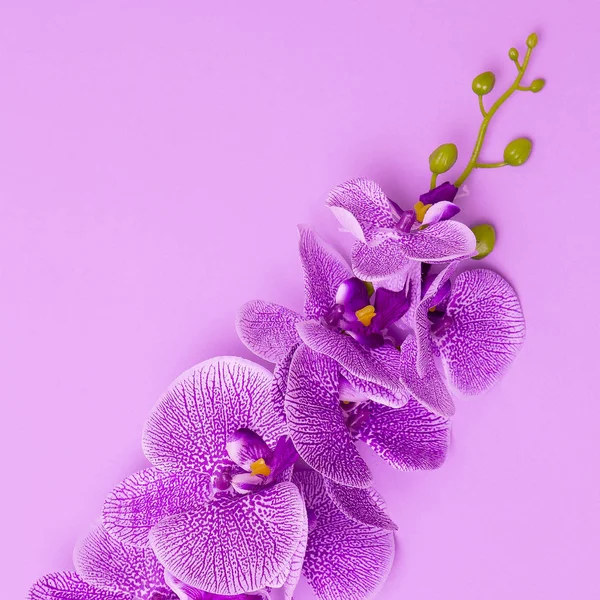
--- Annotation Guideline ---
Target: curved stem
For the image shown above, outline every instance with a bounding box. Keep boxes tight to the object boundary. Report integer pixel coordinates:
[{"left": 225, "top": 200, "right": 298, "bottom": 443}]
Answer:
[
  {"left": 475, "top": 161, "right": 507, "bottom": 168},
  {"left": 478, "top": 95, "right": 487, "bottom": 117},
  {"left": 430, "top": 172, "right": 438, "bottom": 190},
  {"left": 454, "top": 43, "right": 535, "bottom": 188}
]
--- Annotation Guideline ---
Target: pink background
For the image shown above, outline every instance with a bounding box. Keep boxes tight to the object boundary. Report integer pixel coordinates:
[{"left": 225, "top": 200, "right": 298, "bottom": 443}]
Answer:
[{"left": 2, "top": 2, "right": 599, "bottom": 599}]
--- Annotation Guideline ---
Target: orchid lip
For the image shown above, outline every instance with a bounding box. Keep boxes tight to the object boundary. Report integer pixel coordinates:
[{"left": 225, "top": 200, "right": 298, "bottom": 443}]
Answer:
[{"left": 430, "top": 314, "right": 454, "bottom": 337}]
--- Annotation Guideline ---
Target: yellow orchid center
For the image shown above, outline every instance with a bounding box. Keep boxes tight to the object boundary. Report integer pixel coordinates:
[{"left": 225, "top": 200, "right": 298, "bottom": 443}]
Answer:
[
  {"left": 250, "top": 458, "right": 271, "bottom": 477},
  {"left": 355, "top": 305, "right": 376, "bottom": 326},
  {"left": 414, "top": 201, "right": 432, "bottom": 223}
]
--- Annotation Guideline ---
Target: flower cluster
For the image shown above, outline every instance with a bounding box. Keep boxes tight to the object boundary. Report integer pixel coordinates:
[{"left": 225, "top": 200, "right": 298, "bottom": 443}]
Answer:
[{"left": 30, "top": 33, "right": 542, "bottom": 600}]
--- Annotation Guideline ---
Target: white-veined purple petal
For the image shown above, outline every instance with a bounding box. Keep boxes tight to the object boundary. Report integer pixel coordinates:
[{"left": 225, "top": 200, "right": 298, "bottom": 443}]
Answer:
[
  {"left": 28, "top": 572, "right": 129, "bottom": 600},
  {"left": 326, "top": 178, "right": 397, "bottom": 245},
  {"left": 391, "top": 220, "right": 476, "bottom": 263},
  {"left": 150, "top": 482, "right": 305, "bottom": 596},
  {"left": 399, "top": 335, "right": 455, "bottom": 417},
  {"left": 284, "top": 344, "right": 372, "bottom": 488},
  {"left": 298, "top": 226, "right": 353, "bottom": 319},
  {"left": 73, "top": 524, "right": 173, "bottom": 600},
  {"left": 226, "top": 429, "right": 272, "bottom": 471},
  {"left": 324, "top": 479, "right": 398, "bottom": 531},
  {"left": 421, "top": 200, "right": 461, "bottom": 225},
  {"left": 103, "top": 468, "right": 211, "bottom": 547},
  {"left": 356, "top": 399, "right": 450, "bottom": 471},
  {"left": 293, "top": 471, "right": 394, "bottom": 600},
  {"left": 351, "top": 238, "right": 413, "bottom": 281},
  {"left": 143, "top": 357, "right": 284, "bottom": 476},
  {"left": 434, "top": 269, "right": 526, "bottom": 395},
  {"left": 340, "top": 369, "right": 409, "bottom": 408},
  {"left": 236, "top": 300, "right": 303, "bottom": 363},
  {"left": 282, "top": 501, "right": 308, "bottom": 600},
  {"left": 296, "top": 321, "right": 405, "bottom": 399},
  {"left": 415, "top": 262, "right": 458, "bottom": 377},
  {"left": 165, "top": 571, "right": 270, "bottom": 599}
]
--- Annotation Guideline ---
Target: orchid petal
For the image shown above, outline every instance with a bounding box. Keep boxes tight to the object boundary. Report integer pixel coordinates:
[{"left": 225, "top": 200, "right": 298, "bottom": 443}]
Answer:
[
  {"left": 326, "top": 178, "right": 397, "bottom": 245},
  {"left": 415, "top": 262, "right": 458, "bottom": 377},
  {"left": 435, "top": 269, "right": 526, "bottom": 395},
  {"left": 285, "top": 344, "right": 372, "bottom": 488},
  {"left": 150, "top": 482, "right": 305, "bottom": 596},
  {"left": 296, "top": 321, "right": 405, "bottom": 398},
  {"left": 236, "top": 300, "right": 302, "bottom": 363},
  {"left": 73, "top": 524, "right": 171, "bottom": 599},
  {"left": 399, "top": 335, "right": 455, "bottom": 417},
  {"left": 356, "top": 398, "right": 450, "bottom": 471},
  {"left": 28, "top": 572, "right": 129, "bottom": 600},
  {"left": 143, "top": 357, "right": 284, "bottom": 476},
  {"left": 270, "top": 435, "right": 299, "bottom": 477},
  {"left": 299, "top": 226, "right": 353, "bottom": 319},
  {"left": 352, "top": 238, "right": 413, "bottom": 281},
  {"left": 419, "top": 182, "right": 459, "bottom": 205},
  {"left": 226, "top": 429, "right": 272, "bottom": 471},
  {"left": 372, "top": 286, "right": 410, "bottom": 329},
  {"left": 103, "top": 468, "right": 211, "bottom": 547},
  {"left": 282, "top": 501, "right": 309, "bottom": 600},
  {"left": 340, "top": 369, "right": 409, "bottom": 408},
  {"left": 391, "top": 220, "right": 476, "bottom": 263},
  {"left": 324, "top": 479, "right": 398, "bottom": 531},
  {"left": 293, "top": 471, "right": 394, "bottom": 600},
  {"left": 421, "top": 200, "right": 461, "bottom": 225},
  {"left": 165, "top": 570, "right": 270, "bottom": 599},
  {"left": 230, "top": 472, "right": 266, "bottom": 495}
]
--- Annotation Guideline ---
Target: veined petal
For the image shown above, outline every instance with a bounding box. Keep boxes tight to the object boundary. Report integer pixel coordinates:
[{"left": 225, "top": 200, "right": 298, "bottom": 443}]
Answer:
[
  {"left": 28, "top": 572, "right": 130, "bottom": 600},
  {"left": 165, "top": 570, "right": 271, "bottom": 599},
  {"left": 392, "top": 220, "right": 476, "bottom": 263},
  {"left": 324, "top": 479, "right": 398, "bottom": 531},
  {"left": 299, "top": 226, "right": 353, "bottom": 320},
  {"left": 103, "top": 468, "right": 211, "bottom": 547},
  {"left": 356, "top": 399, "right": 450, "bottom": 471},
  {"left": 282, "top": 500, "right": 308, "bottom": 600},
  {"left": 415, "top": 262, "right": 458, "bottom": 377},
  {"left": 326, "top": 178, "right": 397, "bottom": 245},
  {"left": 352, "top": 238, "right": 413, "bottom": 281},
  {"left": 284, "top": 344, "right": 372, "bottom": 488},
  {"left": 340, "top": 369, "right": 409, "bottom": 408},
  {"left": 434, "top": 269, "right": 526, "bottom": 395},
  {"left": 421, "top": 200, "right": 461, "bottom": 225},
  {"left": 296, "top": 321, "right": 405, "bottom": 398},
  {"left": 150, "top": 482, "right": 305, "bottom": 596},
  {"left": 293, "top": 471, "right": 394, "bottom": 600},
  {"left": 73, "top": 524, "right": 172, "bottom": 600},
  {"left": 143, "top": 357, "right": 284, "bottom": 477},
  {"left": 399, "top": 335, "right": 455, "bottom": 417},
  {"left": 236, "top": 300, "right": 303, "bottom": 363},
  {"left": 226, "top": 429, "right": 272, "bottom": 471}
]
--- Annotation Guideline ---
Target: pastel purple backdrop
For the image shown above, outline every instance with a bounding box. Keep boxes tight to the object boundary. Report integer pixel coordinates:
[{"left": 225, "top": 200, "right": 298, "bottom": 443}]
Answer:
[{"left": 1, "top": 2, "right": 599, "bottom": 599}]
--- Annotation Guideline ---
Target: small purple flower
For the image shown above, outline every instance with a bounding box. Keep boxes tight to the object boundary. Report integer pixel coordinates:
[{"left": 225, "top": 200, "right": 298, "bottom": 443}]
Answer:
[
  {"left": 102, "top": 357, "right": 306, "bottom": 598},
  {"left": 326, "top": 178, "right": 476, "bottom": 283},
  {"left": 415, "top": 266, "right": 526, "bottom": 396},
  {"left": 237, "top": 227, "right": 450, "bottom": 488},
  {"left": 293, "top": 470, "right": 395, "bottom": 600},
  {"left": 29, "top": 524, "right": 177, "bottom": 600}
]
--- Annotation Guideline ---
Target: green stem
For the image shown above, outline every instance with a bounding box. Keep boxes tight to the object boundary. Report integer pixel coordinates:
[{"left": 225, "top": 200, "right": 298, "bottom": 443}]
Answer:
[
  {"left": 478, "top": 95, "right": 487, "bottom": 117},
  {"left": 430, "top": 172, "right": 438, "bottom": 190},
  {"left": 454, "top": 44, "right": 534, "bottom": 187},
  {"left": 475, "top": 161, "right": 507, "bottom": 168}
]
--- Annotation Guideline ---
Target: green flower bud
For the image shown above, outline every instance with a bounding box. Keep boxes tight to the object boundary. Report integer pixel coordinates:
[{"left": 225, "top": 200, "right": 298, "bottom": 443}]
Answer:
[
  {"left": 526, "top": 33, "right": 538, "bottom": 49},
  {"left": 508, "top": 47, "right": 519, "bottom": 61},
  {"left": 472, "top": 71, "right": 496, "bottom": 96},
  {"left": 503, "top": 138, "right": 533, "bottom": 166},
  {"left": 471, "top": 224, "right": 496, "bottom": 260},
  {"left": 428, "top": 143, "right": 458, "bottom": 174},
  {"left": 530, "top": 78, "right": 545, "bottom": 93}
]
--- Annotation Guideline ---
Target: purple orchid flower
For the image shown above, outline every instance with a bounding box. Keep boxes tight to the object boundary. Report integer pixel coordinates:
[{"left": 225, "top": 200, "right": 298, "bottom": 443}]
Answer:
[
  {"left": 28, "top": 524, "right": 178, "bottom": 600},
  {"left": 414, "top": 265, "right": 526, "bottom": 397},
  {"left": 292, "top": 469, "right": 395, "bottom": 600},
  {"left": 237, "top": 226, "right": 450, "bottom": 489},
  {"left": 325, "top": 178, "right": 476, "bottom": 284},
  {"left": 102, "top": 357, "right": 306, "bottom": 599}
]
